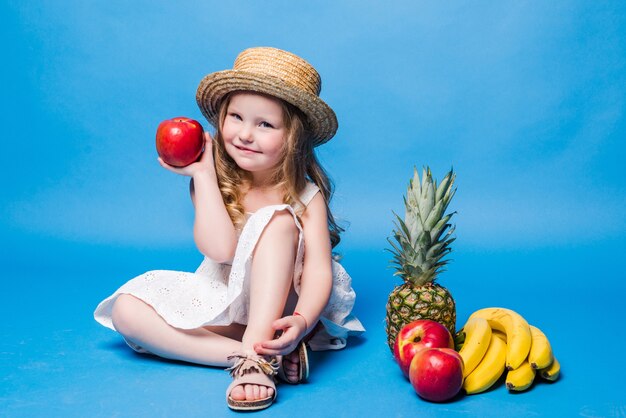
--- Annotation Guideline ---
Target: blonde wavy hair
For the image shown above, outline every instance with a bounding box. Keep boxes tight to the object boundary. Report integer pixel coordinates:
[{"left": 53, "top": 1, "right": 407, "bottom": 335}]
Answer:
[{"left": 211, "top": 92, "right": 343, "bottom": 248}]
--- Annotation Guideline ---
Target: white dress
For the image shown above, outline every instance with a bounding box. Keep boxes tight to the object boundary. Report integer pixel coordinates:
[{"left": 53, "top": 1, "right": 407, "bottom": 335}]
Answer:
[{"left": 94, "top": 182, "right": 365, "bottom": 351}]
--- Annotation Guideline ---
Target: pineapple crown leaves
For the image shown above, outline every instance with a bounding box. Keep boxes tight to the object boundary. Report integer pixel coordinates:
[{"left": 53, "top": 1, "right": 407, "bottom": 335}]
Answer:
[{"left": 387, "top": 166, "right": 457, "bottom": 286}]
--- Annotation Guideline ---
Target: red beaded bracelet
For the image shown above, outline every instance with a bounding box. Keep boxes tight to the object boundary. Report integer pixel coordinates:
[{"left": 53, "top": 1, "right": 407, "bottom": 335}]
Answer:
[{"left": 293, "top": 311, "right": 308, "bottom": 331}]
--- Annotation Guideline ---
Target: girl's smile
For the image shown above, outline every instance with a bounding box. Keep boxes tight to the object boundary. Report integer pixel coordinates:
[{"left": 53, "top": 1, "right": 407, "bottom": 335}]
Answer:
[{"left": 233, "top": 144, "right": 261, "bottom": 154}]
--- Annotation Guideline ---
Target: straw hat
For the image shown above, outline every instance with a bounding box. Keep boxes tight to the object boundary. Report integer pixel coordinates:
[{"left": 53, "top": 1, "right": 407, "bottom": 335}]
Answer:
[{"left": 196, "top": 47, "right": 338, "bottom": 145}]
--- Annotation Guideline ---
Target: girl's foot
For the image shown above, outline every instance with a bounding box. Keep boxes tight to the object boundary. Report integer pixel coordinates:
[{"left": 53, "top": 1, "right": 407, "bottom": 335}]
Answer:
[
  {"left": 281, "top": 350, "right": 301, "bottom": 383},
  {"left": 228, "top": 349, "right": 300, "bottom": 400},
  {"left": 226, "top": 353, "right": 277, "bottom": 411},
  {"left": 229, "top": 384, "right": 275, "bottom": 402},
  {"left": 277, "top": 342, "right": 309, "bottom": 384}
]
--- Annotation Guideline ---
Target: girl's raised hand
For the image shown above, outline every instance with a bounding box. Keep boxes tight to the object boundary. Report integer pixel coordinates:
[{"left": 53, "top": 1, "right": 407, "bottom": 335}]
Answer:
[
  {"left": 158, "top": 131, "right": 215, "bottom": 178},
  {"left": 253, "top": 315, "right": 307, "bottom": 356}
]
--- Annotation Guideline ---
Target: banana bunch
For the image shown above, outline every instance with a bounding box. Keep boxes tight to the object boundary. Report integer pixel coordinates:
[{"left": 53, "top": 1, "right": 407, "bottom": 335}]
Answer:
[{"left": 457, "top": 307, "right": 560, "bottom": 394}]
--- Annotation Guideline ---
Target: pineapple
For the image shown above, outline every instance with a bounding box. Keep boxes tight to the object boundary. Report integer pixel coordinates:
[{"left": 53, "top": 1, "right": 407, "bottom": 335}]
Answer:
[{"left": 385, "top": 167, "right": 457, "bottom": 351}]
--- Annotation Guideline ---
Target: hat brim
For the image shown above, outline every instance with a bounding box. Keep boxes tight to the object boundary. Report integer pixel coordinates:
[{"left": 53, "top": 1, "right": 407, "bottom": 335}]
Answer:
[{"left": 196, "top": 70, "right": 338, "bottom": 145}]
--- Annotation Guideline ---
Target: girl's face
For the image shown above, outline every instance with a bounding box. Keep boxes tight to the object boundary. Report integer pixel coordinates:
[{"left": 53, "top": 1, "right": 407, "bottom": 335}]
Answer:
[{"left": 221, "top": 92, "right": 286, "bottom": 181}]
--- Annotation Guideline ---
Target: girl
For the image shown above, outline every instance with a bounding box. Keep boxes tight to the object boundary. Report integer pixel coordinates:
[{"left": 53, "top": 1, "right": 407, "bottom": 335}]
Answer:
[{"left": 94, "top": 47, "right": 364, "bottom": 411}]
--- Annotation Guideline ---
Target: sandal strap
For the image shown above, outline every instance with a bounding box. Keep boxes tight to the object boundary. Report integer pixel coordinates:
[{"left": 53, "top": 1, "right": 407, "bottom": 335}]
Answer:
[{"left": 226, "top": 353, "right": 279, "bottom": 379}]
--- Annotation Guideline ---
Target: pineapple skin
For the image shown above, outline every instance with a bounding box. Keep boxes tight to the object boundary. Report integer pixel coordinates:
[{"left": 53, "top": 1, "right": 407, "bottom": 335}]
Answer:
[{"left": 385, "top": 282, "right": 456, "bottom": 351}]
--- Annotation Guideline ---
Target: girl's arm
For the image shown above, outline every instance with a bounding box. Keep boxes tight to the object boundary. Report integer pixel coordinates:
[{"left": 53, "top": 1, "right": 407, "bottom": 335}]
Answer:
[
  {"left": 292, "top": 192, "right": 333, "bottom": 333},
  {"left": 159, "top": 132, "right": 238, "bottom": 262},
  {"left": 254, "top": 192, "right": 333, "bottom": 355}
]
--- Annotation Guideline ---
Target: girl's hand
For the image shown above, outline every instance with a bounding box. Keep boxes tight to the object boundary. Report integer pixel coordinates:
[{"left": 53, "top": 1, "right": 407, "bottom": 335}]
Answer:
[
  {"left": 158, "top": 132, "right": 215, "bottom": 177},
  {"left": 253, "top": 315, "right": 308, "bottom": 356}
]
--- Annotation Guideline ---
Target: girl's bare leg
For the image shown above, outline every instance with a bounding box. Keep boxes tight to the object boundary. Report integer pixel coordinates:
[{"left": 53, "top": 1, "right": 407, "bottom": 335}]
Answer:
[
  {"left": 111, "top": 210, "right": 298, "bottom": 402},
  {"left": 111, "top": 294, "right": 243, "bottom": 367},
  {"left": 229, "top": 210, "right": 298, "bottom": 401}
]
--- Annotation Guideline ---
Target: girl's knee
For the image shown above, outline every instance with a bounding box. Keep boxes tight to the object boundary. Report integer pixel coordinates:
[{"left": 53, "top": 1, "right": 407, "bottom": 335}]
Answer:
[
  {"left": 253, "top": 211, "right": 298, "bottom": 264},
  {"left": 111, "top": 294, "right": 144, "bottom": 337},
  {"left": 265, "top": 210, "right": 298, "bottom": 241}
]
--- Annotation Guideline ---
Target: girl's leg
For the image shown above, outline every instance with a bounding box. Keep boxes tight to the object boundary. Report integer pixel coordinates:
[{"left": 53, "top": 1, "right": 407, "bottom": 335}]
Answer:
[
  {"left": 111, "top": 294, "right": 243, "bottom": 367},
  {"left": 229, "top": 210, "right": 299, "bottom": 401},
  {"left": 112, "top": 210, "right": 299, "bottom": 403}
]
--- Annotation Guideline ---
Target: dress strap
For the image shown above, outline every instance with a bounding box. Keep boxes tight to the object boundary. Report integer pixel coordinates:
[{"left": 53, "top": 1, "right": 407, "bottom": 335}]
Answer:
[{"left": 297, "top": 182, "right": 320, "bottom": 210}]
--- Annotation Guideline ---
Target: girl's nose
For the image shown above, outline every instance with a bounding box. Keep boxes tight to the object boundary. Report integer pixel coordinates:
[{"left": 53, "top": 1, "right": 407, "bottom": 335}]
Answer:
[{"left": 239, "top": 124, "right": 253, "bottom": 142}]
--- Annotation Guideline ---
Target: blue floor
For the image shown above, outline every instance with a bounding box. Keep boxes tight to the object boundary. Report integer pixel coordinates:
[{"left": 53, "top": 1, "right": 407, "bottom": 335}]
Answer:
[{"left": 2, "top": 235, "right": 625, "bottom": 417}]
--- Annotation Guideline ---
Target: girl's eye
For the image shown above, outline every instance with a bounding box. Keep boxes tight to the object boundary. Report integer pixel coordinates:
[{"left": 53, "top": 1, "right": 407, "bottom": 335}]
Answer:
[
  {"left": 229, "top": 113, "right": 242, "bottom": 120},
  {"left": 259, "top": 121, "right": 274, "bottom": 128}
]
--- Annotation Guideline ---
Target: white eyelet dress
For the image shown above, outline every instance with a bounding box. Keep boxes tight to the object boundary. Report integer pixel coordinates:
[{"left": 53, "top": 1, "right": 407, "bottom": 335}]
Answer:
[{"left": 94, "top": 182, "right": 365, "bottom": 352}]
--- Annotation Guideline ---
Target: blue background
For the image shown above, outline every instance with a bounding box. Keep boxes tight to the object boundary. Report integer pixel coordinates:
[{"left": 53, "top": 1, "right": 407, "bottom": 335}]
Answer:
[{"left": 1, "top": 1, "right": 625, "bottom": 417}]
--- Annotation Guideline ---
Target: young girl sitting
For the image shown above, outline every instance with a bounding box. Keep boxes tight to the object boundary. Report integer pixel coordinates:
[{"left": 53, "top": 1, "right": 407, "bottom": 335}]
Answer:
[{"left": 94, "top": 46, "right": 364, "bottom": 411}]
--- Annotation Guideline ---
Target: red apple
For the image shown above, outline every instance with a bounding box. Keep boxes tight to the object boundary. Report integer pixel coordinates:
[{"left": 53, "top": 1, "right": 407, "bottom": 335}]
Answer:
[
  {"left": 393, "top": 319, "right": 454, "bottom": 378},
  {"left": 156, "top": 117, "right": 204, "bottom": 167},
  {"left": 409, "top": 347, "right": 464, "bottom": 402}
]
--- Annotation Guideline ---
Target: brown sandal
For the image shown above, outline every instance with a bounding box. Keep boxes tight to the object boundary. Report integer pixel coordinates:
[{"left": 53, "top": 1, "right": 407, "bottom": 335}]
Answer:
[
  {"left": 277, "top": 341, "right": 309, "bottom": 384},
  {"left": 225, "top": 353, "right": 278, "bottom": 411}
]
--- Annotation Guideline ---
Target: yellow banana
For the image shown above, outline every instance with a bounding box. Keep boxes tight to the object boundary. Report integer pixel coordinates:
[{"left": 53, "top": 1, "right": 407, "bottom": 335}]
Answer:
[
  {"left": 538, "top": 357, "right": 560, "bottom": 381},
  {"left": 492, "top": 330, "right": 507, "bottom": 342},
  {"left": 528, "top": 325, "right": 554, "bottom": 369},
  {"left": 505, "top": 360, "right": 536, "bottom": 391},
  {"left": 463, "top": 333, "right": 507, "bottom": 394},
  {"left": 468, "top": 307, "right": 531, "bottom": 370},
  {"left": 458, "top": 317, "right": 492, "bottom": 377}
]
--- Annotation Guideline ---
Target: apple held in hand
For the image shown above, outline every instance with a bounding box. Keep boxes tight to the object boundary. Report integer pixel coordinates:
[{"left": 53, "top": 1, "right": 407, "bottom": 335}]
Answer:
[
  {"left": 393, "top": 319, "right": 454, "bottom": 378},
  {"left": 156, "top": 117, "right": 204, "bottom": 167},
  {"left": 409, "top": 348, "right": 464, "bottom": 402}
]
